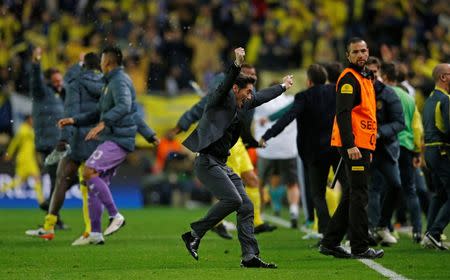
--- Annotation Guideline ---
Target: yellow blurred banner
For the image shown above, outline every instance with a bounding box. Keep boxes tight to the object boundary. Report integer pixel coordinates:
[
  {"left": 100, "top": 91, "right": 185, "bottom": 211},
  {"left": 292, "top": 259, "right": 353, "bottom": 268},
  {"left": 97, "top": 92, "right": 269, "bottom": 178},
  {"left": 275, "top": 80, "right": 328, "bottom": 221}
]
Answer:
[{"left": 136, "top": 93, "right": 200, "bottom": 147}]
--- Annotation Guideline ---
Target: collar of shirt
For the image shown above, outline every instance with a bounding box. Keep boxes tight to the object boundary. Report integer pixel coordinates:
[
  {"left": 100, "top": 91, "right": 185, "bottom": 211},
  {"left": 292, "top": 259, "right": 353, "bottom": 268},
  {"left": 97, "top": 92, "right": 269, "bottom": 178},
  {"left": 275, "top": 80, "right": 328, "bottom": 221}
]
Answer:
[{"left": 435, "top": 86, "right": 449, "bottom": 96}]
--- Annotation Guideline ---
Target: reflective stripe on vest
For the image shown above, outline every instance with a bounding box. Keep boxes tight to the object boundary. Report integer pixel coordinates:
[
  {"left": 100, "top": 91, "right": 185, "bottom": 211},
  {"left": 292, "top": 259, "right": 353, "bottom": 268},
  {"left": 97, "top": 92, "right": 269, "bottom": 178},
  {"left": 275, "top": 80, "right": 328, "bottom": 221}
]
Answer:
[{"left": 331, "top": 68, "right": 377, "bottom": 151}]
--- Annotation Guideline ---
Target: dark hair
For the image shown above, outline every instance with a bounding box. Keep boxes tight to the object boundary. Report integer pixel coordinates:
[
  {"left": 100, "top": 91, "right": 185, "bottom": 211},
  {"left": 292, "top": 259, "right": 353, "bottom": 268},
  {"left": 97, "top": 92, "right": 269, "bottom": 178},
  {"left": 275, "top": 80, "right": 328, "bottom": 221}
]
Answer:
[
  {"left": 44, "top": 68, "right": 61, "bottom": 79},
  {"left": 346, "top": 37, "right": 366, "bottom": 52},
  {"left": 83, "top": 52, "right": 101, "bottom": 70},
  {"left": 234, "top": 74, "right": 256, "bottom": 89},
  {"left": 324, "top": 62, "right": 343, "bottom": 84},
  {"left": 366, "top": 56, "right": 381, "bottom": 67},
  {"left": 307, "top": 64, "right": 327, "bottom": 85},
  {"left": 380, "top": 62, "right": 397, "bottom": 82},
  {"left": 102, "top": 46, "right": 123, "bottom": 65}
]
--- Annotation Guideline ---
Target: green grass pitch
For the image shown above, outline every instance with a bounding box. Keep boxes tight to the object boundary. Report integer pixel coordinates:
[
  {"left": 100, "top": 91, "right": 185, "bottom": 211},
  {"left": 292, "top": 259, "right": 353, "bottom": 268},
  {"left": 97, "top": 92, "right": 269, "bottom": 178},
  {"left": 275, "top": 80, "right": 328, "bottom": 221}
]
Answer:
[{"left": 0, "top": 208, "right": 448, "bottom": 280}]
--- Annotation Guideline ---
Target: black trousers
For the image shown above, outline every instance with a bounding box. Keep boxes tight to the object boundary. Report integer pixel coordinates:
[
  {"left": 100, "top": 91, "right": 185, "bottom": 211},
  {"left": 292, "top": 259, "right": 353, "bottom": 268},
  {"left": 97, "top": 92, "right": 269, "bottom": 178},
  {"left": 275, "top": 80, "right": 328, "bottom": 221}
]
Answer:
[
  {"left": 305, "top": 150, "right": 340, "bottom": 234},
  {"left": 322, "top": 148, "right": 371, "bottom": 254}
]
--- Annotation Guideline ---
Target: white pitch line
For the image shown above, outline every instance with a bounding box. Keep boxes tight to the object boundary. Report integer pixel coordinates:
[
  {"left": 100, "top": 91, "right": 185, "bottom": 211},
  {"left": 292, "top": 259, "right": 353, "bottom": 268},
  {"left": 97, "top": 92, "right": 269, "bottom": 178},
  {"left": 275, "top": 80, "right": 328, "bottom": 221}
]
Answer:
[
  {"left": 358, "top": 259, "right": 411, "bottom": 280},
  {"left": 262, "top": 214, "right": 291, "bottom": 228},
  {"left": 263, "top": 214, "right": 412, "bottom": 280}
]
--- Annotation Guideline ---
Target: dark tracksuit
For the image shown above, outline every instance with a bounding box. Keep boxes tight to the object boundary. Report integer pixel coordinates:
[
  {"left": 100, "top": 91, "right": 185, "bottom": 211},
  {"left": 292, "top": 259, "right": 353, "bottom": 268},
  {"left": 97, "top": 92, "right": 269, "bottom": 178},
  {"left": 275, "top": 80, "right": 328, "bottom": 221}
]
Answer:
[
  {"left": 74, "top": 67, "right": 156, "bottom": 152},
  {"left": 262, "top": 84, "right": 339, "bottom": 234},
  {"left": 368, "top": 81, "right": 405, "bottom": 229},
  {"left": 422, "top": 87, "right": 450, "bottom": 238},
  {"left": 321, "top": 64, "right": 373, "bottom": 254}
]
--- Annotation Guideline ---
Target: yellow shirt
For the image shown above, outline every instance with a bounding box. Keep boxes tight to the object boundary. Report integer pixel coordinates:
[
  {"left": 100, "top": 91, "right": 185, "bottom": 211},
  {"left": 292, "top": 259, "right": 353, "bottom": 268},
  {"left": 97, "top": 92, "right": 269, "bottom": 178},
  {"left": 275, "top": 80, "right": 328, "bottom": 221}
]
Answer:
[{"left": 7, "top": 122, "right": 38, "bottom": 167}]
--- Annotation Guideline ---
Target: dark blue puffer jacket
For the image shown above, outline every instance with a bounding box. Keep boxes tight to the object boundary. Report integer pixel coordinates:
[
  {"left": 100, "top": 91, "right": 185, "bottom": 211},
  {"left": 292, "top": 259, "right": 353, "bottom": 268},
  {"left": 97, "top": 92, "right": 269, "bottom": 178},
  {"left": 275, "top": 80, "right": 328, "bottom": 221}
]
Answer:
[
  {"left": 373, "top": 80, "right": 405, "bottom": 162},
  {"left": 61, "top": 68, "right": 104, "bottom": 161},
  {"left": 74, "top": 67, "right": 156, "bottom": 152},
  {"left": 29, "top": 63, "right": 64, "bottom": 152}
]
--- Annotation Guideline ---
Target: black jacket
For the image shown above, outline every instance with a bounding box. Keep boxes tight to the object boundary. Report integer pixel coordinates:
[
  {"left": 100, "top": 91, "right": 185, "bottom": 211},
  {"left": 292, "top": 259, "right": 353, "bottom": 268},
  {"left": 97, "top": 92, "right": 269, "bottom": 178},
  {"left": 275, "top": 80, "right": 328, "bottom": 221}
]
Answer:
[
  {"left": 177, "top": 73, "right": 258, "bottom": 148},
  {"left": 183, "top": 64, "right": 285, "bottom": 152}
]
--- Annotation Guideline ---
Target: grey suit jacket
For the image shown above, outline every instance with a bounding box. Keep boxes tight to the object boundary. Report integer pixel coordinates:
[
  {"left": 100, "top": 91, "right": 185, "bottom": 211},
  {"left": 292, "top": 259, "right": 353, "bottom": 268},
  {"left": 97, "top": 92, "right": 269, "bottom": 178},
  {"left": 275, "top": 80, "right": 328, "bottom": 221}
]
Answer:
[{"left": 183, "top": 64, "right": 285, "bottom": 152}]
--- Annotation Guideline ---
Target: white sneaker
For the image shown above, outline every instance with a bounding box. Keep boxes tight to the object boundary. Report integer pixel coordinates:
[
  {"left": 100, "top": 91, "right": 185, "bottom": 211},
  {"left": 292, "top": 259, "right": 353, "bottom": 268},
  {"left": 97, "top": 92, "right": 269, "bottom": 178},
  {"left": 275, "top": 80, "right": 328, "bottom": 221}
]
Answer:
[
  {"left": 71, "top": 232, "right": 91, "bottom": 246},
  {"left": 421, "top": 234, "right": 435, "bottom": 249},
  {"left": 25, "top": 228, "right": 54, "bottom": 240},
  {"left": 104, "top": 213, "right": 126, "bottom": 236},
  {"left": 301, "top": 232, "right": 323, "bottom": 240},
  {"left": 376, "top": 228, "right": 397, "bottom": 245},
  {"left": 72, "top": 232, "right": 104, "bottom": 246}
]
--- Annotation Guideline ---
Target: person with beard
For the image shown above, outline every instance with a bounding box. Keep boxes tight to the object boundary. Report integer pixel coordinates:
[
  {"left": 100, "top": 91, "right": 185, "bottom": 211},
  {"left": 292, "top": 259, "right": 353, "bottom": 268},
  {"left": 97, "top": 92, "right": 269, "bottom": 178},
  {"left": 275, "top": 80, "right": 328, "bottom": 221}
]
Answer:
[
  {"left": 171, "top": 64, "right": 277, "bottom": 237},
  {"left": 319, "top": 38, "right": 384, "bottom": 259},
  {"left": 421, "top": 63, "right": 450, "bottom": 250},
  {"left": 181, "top": 48, "right": 293, "bottom": 268},
  {"left": 29, "top": 47, "right": 66, "bottom": 228}
]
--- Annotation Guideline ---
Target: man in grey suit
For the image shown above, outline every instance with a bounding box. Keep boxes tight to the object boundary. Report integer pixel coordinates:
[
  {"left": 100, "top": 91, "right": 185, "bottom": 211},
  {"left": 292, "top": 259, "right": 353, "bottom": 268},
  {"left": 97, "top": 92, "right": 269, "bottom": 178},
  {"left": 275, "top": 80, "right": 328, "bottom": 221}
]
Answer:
[{"left": 181, "top": 48, "right": 294, "bottom": 268}]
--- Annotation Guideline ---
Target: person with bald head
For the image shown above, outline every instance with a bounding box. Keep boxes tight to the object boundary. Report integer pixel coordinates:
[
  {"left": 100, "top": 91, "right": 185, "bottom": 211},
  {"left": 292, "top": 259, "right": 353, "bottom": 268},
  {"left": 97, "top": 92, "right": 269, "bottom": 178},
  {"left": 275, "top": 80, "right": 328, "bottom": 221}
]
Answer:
[{"left": 421, "top": 63, "right": 450, "bottom": 250}]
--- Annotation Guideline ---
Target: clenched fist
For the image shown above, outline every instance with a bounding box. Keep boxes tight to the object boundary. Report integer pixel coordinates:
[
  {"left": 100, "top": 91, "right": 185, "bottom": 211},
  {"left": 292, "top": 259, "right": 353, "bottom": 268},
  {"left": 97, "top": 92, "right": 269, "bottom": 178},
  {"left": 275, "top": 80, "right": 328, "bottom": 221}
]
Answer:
[{"left": 234, "top": 47, "right": 245, "bottom": 67}]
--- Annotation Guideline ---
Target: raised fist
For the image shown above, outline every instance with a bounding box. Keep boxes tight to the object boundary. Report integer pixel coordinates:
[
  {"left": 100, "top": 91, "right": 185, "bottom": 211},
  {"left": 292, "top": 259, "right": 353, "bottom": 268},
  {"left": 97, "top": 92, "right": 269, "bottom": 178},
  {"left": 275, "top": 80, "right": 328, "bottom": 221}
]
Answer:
[
  {"left": 32, "top": 47, "right": 42, "bottom": 63},
  {"left": 282, "top": 74, "right": 294, "bottom": 90},
  {"left": 234, "top": 47, "right": 245, "bottom": 67}
]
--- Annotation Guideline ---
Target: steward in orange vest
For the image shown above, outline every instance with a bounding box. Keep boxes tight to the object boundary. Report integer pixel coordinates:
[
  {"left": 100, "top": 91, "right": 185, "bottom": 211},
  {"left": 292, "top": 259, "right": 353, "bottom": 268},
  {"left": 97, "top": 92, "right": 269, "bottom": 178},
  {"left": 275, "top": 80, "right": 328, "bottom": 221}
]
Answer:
[
  {"left": 331, "top": 67, "right": 377, "bottom": 151},
  {"left": 319, "top": 38, "right": 384, "bottom": 260}
]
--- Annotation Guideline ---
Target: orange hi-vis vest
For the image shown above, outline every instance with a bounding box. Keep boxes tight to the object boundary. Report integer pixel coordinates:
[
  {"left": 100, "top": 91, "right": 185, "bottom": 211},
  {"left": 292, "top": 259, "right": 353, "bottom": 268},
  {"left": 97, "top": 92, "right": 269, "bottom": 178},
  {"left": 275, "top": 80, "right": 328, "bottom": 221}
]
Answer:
[{"left": 331, "top": 67, "right": 377, "bottom": 151}]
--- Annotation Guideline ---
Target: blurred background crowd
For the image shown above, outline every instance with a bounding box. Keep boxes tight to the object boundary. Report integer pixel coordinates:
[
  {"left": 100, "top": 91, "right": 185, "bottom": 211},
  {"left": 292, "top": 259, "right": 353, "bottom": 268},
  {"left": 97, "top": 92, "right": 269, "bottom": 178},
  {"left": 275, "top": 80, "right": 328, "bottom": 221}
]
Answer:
[{"left": 0, "top": 0, "right": 448, "bottom": 100}]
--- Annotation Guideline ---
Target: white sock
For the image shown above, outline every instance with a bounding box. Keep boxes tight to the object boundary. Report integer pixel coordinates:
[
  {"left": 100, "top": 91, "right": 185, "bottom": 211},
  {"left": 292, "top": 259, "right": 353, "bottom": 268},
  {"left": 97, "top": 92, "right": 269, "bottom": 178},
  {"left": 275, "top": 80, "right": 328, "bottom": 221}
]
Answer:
[
  {"left": 290, "top": 204, "right": 299, "bottom": 219},
  {"left": 90, "top": 232, "right": 103, "bottom": 238}
]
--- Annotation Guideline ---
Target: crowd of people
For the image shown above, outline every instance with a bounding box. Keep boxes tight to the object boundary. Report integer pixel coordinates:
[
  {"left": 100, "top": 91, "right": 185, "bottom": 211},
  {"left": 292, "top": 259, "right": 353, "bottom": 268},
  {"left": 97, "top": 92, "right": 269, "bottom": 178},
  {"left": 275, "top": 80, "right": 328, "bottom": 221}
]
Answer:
[
  {"left": 0, "top": 0, "right": 448, "bottom": 100},
  {"left": 0, "top": 0, "right": 449, "bottom": 269}
]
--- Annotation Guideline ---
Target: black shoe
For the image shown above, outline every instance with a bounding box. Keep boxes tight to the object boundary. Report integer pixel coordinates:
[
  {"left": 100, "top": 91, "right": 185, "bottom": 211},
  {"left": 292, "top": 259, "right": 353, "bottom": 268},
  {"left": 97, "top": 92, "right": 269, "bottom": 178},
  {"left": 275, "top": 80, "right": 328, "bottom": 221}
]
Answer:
[
  {"left": 367, "top": 235, "right": 379, "bottom": 246},
  {"left": 211, "top": 223, "right": 232, "bottom": 240},
  {"left": 181, "top": 232, "right": 201, "bottom": 260},
  {"left": 413, "top": 232, "right": 422, "bottom": 244},
  {"left": 367, "top": 229, "right": 379, "bottom": 246},
  {"left": 425, "top": 232, "right": 448, "bottom": 250},
  {"left": 290, "top": 218, "right": 298, "bottom": 229},
  {"left": 319, "top": 244, "right": 352, "bottom": 259},
  {"left": 254, "top": 223, "right": 277, "bottom": 234},
  {"left": 55, "top": 219, "right": 70, "bottom": 230},
  {"left": 240, "top": 256, "right": 277, "bottom": 269},
  {"left": 352, "top": 248, "right": 384, "bottom": 259}
]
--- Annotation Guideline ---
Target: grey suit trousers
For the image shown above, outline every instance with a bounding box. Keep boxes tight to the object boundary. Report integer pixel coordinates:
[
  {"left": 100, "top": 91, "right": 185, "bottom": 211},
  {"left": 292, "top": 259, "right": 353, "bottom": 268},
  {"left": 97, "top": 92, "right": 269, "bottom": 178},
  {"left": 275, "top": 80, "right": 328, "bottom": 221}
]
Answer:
[{"left": 190, "top": 154, "right": 260, "bottom": 259}]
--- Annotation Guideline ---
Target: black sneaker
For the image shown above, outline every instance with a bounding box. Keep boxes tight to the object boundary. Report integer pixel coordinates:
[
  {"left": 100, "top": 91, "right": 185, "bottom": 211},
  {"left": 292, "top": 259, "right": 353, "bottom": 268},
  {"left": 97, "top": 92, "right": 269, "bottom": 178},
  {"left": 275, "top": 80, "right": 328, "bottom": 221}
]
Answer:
[
  {"left": 55, "top": 220, "right": 70, "bottom": 230},
  {"left": 181, "top": 232, "right": 201, "bottom": 260},
  {"left": 240, "top": 256, "right": 277, "bottom": 268},
  {"left": 319, "top": 244, "right": 352, "bottom": 258},
  {"left": 290, "top": 218, "right": 298, "bottom": 229},
  {"left": 368, "top": 229, "right": 379, "bottom": 246},
  {"left": 352, "top": 248, "right": 384, "bottom": 259},
  {"left": 425, "top": 232, "right": 448, "bottom": 250},
  {"left": 412, "top": 232, "right": 422, "bottom": 243},
  {"left": 211, "top": 223, "right": 232, "bottom": 240},
  {"left": 254, "top": 223, "right": 277, "bottom": 234}
]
